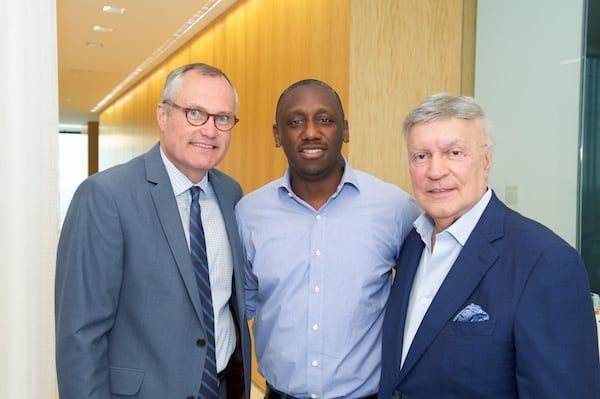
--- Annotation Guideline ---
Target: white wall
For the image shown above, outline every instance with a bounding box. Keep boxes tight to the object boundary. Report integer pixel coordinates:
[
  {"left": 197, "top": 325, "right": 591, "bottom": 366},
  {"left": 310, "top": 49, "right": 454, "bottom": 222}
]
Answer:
[
  {"left": 475, "top": 0, "right": 584, "bottom": 247},
  {"left": 0, "top": 0, "right": 59, "bottom": 397},
  {"left": 58, "top": 133, "right": 88, "bottom": 226}
]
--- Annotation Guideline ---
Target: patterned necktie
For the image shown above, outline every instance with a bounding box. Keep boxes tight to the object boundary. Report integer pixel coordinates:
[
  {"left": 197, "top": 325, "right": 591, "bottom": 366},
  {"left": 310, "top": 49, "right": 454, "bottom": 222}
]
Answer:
[{"left": 189, "top": 186, "right": 219, "bottom": 399}]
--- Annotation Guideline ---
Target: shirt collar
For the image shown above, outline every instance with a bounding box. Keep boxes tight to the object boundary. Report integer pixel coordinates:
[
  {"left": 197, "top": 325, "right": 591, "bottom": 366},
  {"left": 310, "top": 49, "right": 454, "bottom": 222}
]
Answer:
[
  {"left": 278, "top": 156, "right": 359, "bottom": 198},
  {"left": 415, "top": 188, "right": 492, "bottom": 246},
  {"left": 159, "top": 146, "right": 209, "bottom": 196}
]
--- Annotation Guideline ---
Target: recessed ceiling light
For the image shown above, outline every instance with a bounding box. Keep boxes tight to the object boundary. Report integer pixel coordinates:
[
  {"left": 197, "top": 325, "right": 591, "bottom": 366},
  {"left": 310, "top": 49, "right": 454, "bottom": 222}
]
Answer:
[
  {"left": 102, "top": 5, "right": 126, "bottom": 14},
  {"left": 93, "top": 25, "right": 113, "bottom": 33},
  {"left": 91, "top": 0, "right": 227, "bottom": 113},
  {"left": 85, "top": 42, "right": 104, "bottom": 48}
]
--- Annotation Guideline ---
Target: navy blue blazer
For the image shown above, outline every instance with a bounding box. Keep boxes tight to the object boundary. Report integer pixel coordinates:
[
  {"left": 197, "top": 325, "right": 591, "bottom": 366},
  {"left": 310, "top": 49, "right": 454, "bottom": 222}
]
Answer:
[
  {"left": 55, "top": 143, "right": 251, "bottom": 399},
  {"left": 379, "top": 192, "right": 600, "bottom": 399}
]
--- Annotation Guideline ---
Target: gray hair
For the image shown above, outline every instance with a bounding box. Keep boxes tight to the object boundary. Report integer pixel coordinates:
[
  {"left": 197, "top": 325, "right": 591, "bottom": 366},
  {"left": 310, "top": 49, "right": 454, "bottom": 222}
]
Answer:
[
  {"left": 402, "top": 93, "right": 494, "bottom": 147},
  {"left": 159, "top": 63, "right": 238, "bottom": 112}
]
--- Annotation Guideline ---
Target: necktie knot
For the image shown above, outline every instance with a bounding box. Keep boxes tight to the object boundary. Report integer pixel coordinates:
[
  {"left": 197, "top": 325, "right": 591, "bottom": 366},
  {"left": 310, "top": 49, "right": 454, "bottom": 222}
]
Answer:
[{"left": 191, "top": 185, "right": 201, "bottom": 202}]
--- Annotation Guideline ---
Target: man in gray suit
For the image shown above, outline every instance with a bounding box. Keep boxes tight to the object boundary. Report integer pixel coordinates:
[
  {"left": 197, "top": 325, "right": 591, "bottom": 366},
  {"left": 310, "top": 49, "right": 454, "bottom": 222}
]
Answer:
[{"left": 55, "top": 63, "right": 250, "bottom": 399}]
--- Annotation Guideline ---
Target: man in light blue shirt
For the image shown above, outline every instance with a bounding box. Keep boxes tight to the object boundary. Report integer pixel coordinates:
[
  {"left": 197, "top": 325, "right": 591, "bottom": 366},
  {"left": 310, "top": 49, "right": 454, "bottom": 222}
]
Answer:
[{"left": 235, "top": 79, "right": 419, "bottom": 399}]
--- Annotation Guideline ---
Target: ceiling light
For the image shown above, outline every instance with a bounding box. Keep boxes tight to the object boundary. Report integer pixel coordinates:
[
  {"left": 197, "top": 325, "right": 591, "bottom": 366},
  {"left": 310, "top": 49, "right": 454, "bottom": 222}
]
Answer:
[
  {"left": 93, "top": 25, "right": 113, "bottom": 33},
  {"left": 102, "top": 5, "right": 126, "bottom": 14},
  {"left": 91, "top": 0, "right": 231, "bottom": 113},
  {"left": 85, "top": 42, "right": 104, "bottom": 48}
]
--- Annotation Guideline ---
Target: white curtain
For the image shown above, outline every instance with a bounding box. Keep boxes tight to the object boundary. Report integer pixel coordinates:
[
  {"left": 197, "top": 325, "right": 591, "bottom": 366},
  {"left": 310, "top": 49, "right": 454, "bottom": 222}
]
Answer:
[{"left": 0, "top": 0, "right": 59, "bottom": 397}]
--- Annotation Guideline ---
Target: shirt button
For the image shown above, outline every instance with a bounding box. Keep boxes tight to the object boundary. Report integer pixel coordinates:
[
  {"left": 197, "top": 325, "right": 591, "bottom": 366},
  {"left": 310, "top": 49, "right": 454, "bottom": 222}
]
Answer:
[
  {"left": 316, "top": 214, "right": 321, "bottom": 220},
  {"left": 420, "top": 297, "right": 428, "bottom": 306},
  {"left": 311, "top": 360, "right": 318, "bottom": 367},
  {"left": 310, "top": 394, "right": 317, "bottom": 399},
  {"left": 314, "top": 286, "right": 320, "bottom": 293},
  {"left": 312, "top": 324, "right": 319, "bottom": 331},
  {"left": 315, "top": 250, "right": 321, "bottom": 256}
]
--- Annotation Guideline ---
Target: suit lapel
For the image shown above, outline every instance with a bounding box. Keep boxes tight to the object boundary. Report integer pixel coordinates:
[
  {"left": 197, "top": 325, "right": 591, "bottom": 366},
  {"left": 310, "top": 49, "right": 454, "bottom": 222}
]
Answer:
[
  {"left": 387, "top": 230, "right": 424, "bottom": 375},
  {"left": 208, "top": 170, "right": 240, "bottom": 266},
  {"left": 145, "top": 144, "right": 204, "bottom": 323},
  {"left": 209, "top": 170, "right": 244, "bottom": 317},
  {"left": 398, "top": 193, "right": 504, "bottom": 381}
]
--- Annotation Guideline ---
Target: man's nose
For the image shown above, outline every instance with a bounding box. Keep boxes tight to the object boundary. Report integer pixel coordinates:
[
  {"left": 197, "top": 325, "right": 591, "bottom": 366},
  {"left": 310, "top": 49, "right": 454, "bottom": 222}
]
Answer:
[
  {"left": 301, "top": 120, "right": 322, "bottom": 139},
  {"left": 200, "top": 115, "right": 220, "bottom": 137},
  {"left": 427, "top": 154, "right": 448, "bottom": 179}
]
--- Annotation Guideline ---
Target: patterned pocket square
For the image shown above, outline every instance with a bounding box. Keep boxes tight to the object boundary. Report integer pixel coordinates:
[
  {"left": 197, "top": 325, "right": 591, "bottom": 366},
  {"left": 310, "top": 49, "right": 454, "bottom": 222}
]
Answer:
[{"left": 453, "top": 303, "right": 490, "bottom": 322}]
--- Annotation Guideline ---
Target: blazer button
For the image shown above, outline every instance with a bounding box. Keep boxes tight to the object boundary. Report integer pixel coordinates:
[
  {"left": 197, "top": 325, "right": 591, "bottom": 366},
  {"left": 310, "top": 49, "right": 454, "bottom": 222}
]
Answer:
[
  {"left": 392, "top": 390, "right": 403, "bottom": 399},
  {"left": 186, "top": 396, "right": 195, "bottom": 399},
  {"left": 196, "top": 338, "right": 206, "bottom": 347}
]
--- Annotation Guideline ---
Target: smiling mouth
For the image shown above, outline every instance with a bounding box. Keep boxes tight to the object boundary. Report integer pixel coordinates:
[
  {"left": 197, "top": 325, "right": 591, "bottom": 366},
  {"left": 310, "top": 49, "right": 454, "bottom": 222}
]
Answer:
[
  {"left": 191, "top": 143, "right": 214, "bottom": 149},
  {"left": 299, "top": 148, "right": 325, "bottom": 159},
  {"left": 302, "top": 148, "right": 323, "bottom": 154},
  {"left": 429, "top": 188, "right": 452, "bottom": 193}
]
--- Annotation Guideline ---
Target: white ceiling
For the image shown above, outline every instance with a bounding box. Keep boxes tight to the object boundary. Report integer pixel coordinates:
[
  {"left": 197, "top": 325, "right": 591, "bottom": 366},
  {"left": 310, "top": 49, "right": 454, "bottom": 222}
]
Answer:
[
  {"left": 57, "top": 0, "right": 600, "bottom": 128},
  {"left": 57, "top": 0, "right": 238, "bottom": 128}
]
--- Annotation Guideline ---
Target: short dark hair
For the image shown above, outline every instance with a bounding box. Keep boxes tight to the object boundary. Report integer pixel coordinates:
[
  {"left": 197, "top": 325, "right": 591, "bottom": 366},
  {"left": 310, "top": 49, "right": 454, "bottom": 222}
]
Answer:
[{"left": 275, "top": 79, "right": 345, "bottom": 125}]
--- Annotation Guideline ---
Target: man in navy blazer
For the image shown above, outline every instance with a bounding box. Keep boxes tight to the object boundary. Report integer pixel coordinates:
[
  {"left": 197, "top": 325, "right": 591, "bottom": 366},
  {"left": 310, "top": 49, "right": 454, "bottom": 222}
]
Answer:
[
  {"left": 55, "top": 63, "right": 250, "bottom": 399},
  {"left": 379, "top": 93, "right": 600, "bottom": 398}
]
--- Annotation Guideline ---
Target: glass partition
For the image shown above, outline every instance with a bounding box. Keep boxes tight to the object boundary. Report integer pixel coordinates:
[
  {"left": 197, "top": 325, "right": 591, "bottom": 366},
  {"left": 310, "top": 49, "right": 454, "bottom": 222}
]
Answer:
[{"left": 581, "top": 0, "right": 600, "bottom": 293}]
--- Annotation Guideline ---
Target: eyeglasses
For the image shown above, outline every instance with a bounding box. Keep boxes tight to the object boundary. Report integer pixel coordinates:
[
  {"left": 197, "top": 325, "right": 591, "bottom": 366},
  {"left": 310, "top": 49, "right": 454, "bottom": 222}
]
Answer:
[{"left": 163, "top": 101, "right": 239, "bottom": 131}]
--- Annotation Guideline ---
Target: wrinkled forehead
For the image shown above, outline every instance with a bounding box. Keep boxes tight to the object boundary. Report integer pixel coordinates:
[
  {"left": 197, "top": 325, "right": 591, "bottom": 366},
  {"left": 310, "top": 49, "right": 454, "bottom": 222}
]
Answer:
[
  {"left": 177, "top": 72, "right": 236, "bottom": 110},
  {"left": 411, "top": 117, "right": 485, "bottom": 136},
  {"left": 408, "top": 117, "right": 488, "bottom": 147}
]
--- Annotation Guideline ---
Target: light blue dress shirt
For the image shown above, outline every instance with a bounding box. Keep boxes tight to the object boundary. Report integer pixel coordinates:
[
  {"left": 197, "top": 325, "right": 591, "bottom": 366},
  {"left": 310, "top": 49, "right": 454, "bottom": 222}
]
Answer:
[
  {"left": 160, "top": 148, "right": 236, "bottom": 373},
  {"left": 235, "top": 161, "right": 419, "bottom": 398},
  {"left": 402, "top": 188, "right": 492, "bottom": 367}
]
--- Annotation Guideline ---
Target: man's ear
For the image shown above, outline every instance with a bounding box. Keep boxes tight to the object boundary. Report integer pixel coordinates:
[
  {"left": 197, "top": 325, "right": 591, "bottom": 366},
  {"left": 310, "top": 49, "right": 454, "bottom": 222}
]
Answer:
[
  {"left": 343, "top": 119, "right": 350, "bottom": 143},
  {"left": 273, "top": 124, "right": 281, "bottom": 147},
  {"left": 157, "top": 103, "right": 167, "bottom": 131},
  {"left": 484, "top": 144, "right": 493, "bottom": 172}
]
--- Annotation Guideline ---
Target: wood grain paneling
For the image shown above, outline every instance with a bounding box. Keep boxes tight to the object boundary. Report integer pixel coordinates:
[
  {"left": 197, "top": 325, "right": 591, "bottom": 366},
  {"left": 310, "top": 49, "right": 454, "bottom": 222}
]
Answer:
[
  {"left": 461, "top": 0, "right": 477, "bottom": 96},
  {"left": 99, "top": 0, "right": 349, "bottom": 195},
  {"left": 87, "top": 121, "right": 98, "bottom": 175},
  {"left": 348, "top": 0, "right": 475, "bottom": 195}
]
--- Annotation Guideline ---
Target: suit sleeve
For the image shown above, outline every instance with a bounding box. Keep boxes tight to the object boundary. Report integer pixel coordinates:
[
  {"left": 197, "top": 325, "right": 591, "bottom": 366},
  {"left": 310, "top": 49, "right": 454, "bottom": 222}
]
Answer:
[
  {"left": 55, "top": 177, "right": 124, "bottom": 399},
  {"left": 514, "top": 244, "right": 600, "bottom": 398},
  {"left": 396, "top": 195, "right": 420, "bottom": 257}
]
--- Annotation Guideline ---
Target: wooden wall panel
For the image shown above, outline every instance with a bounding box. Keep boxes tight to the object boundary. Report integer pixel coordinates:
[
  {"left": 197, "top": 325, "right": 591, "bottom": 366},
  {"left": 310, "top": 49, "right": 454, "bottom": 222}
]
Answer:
[
  {"left": 348, "top": 0, "right": 474, "bottom": 195},
  {"left": 461, "top": 0, "right": 477, "bottom": 97},
  {"left": 87, "top": 121, "right": 99, "bottom": 175},
  {"left": 99, "top": 0, "right": 349, "bottom": 194}
]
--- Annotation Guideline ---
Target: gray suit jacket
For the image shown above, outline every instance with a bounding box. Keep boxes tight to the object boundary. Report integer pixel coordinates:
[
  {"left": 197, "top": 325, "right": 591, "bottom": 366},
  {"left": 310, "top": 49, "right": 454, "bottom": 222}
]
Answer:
[{"left": 55, "top": 143, "right": 251, "bottom": 399}]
